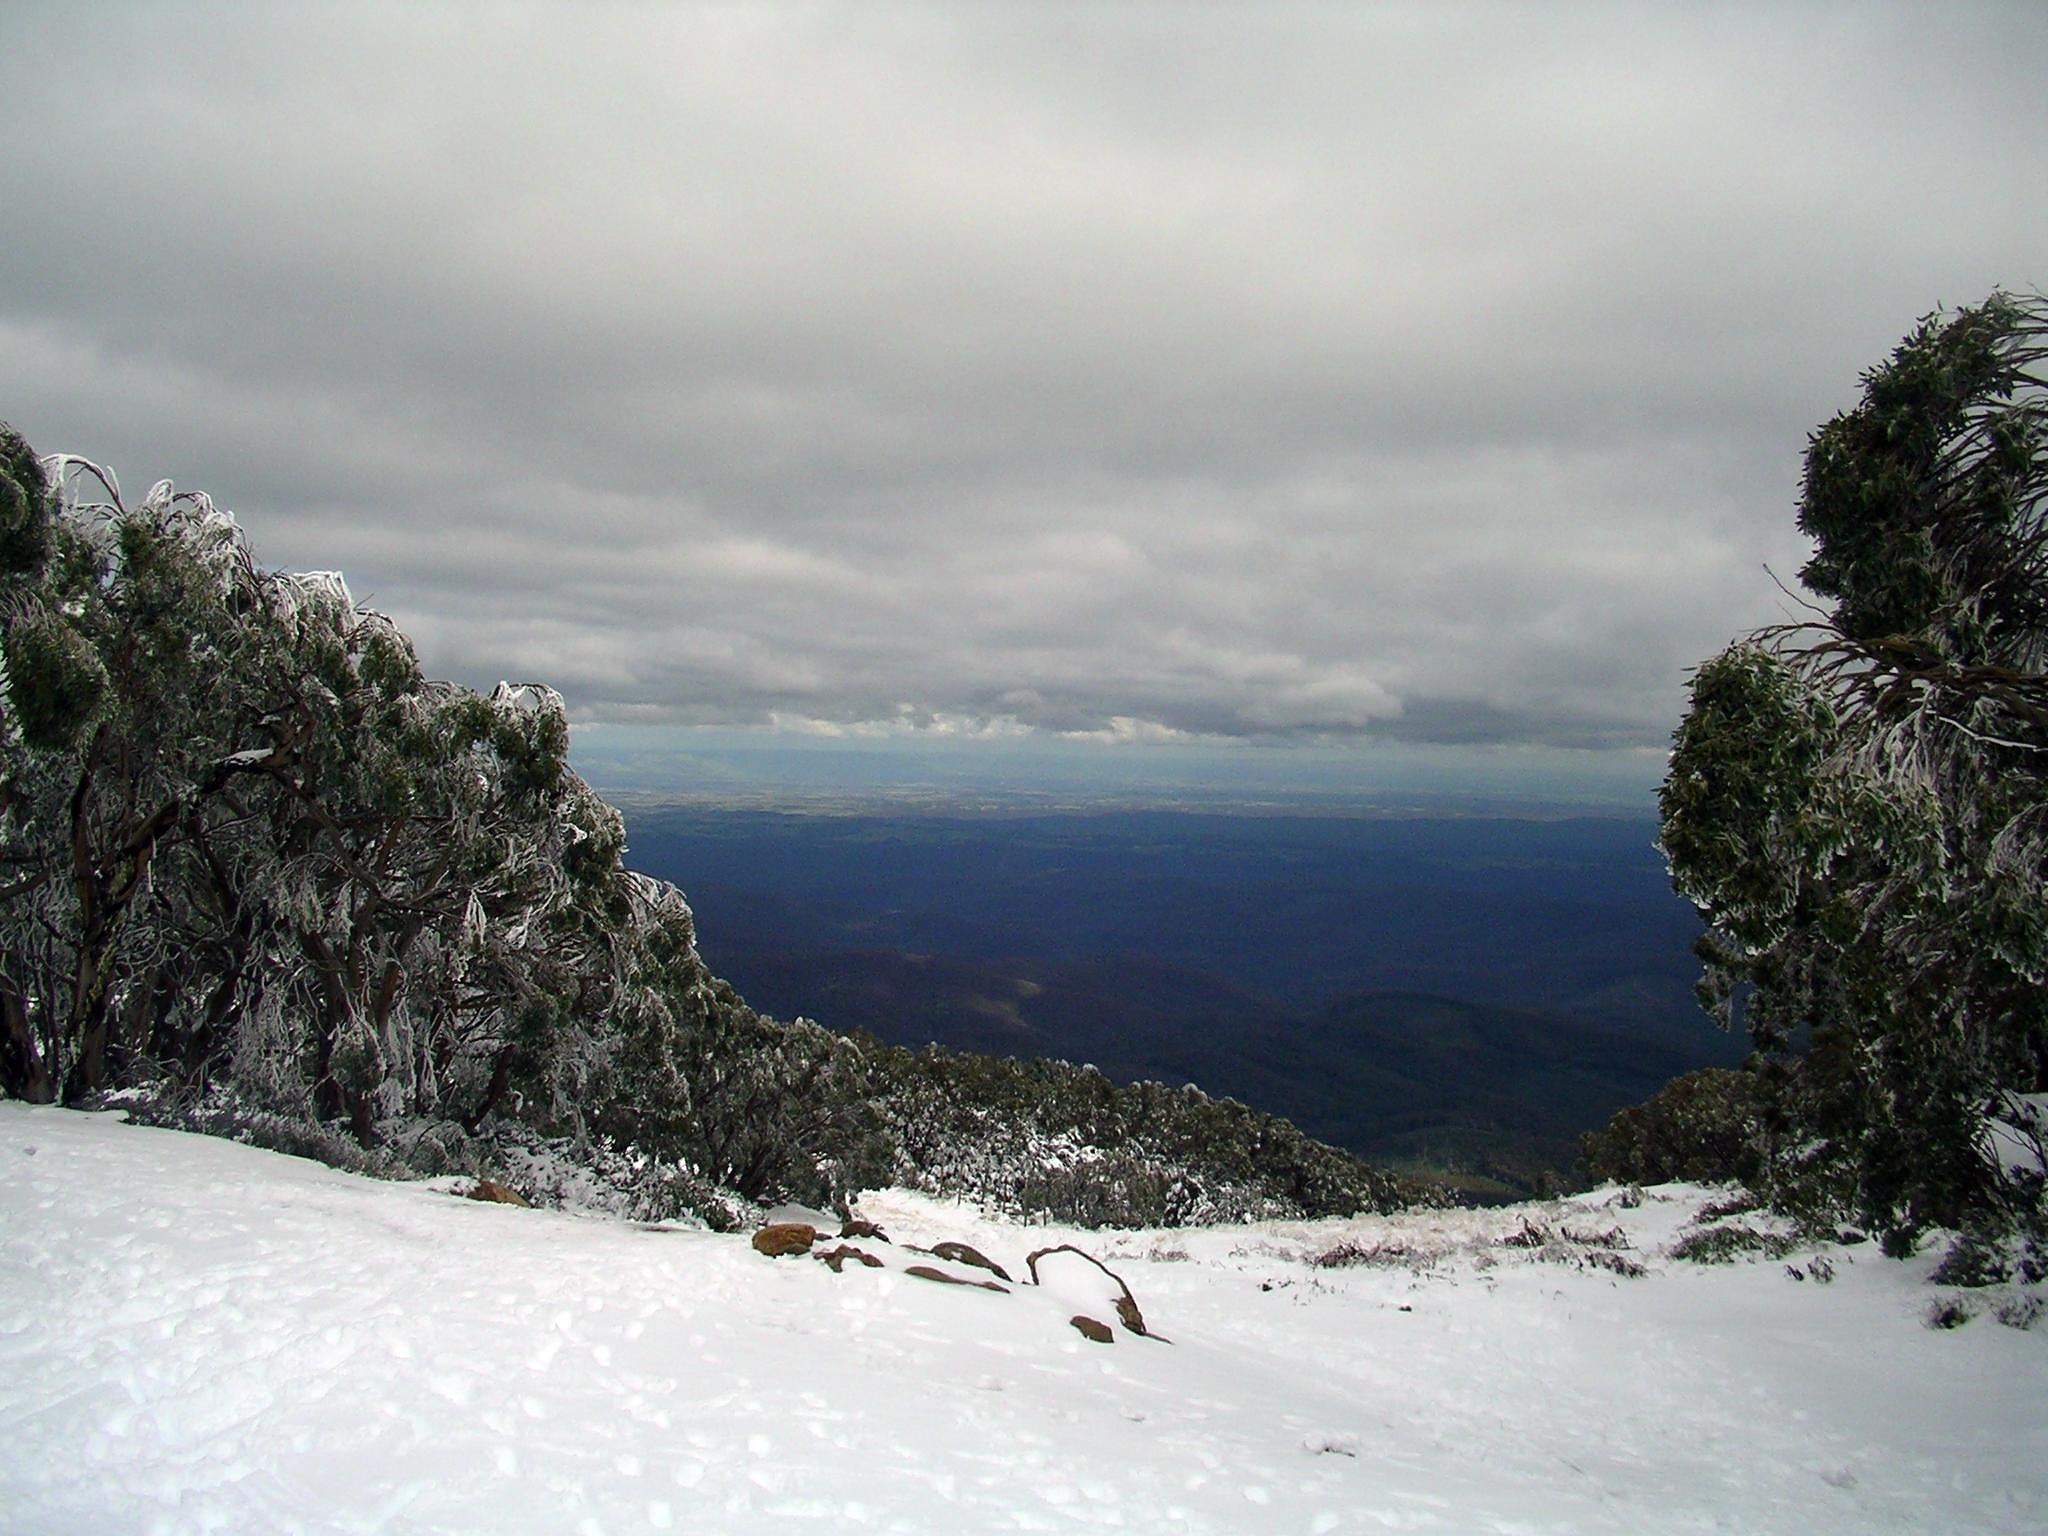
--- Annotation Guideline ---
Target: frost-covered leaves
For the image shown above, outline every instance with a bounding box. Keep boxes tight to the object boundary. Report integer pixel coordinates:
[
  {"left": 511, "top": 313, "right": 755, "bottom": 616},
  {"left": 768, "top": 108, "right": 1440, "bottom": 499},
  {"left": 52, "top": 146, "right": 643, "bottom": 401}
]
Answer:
[
  {"left": 1799, "top": 292, "right": 2048, "bottom": 658},
  {"left": 0, "top": 423, "right": 52, "bottom": 585},
  {"left": 0, "top": 440, "right": 661, "bottom": 1130},
  {"left": 1659, "top": 293, "right": 2048, "bottom": 1245},
  {"left": 1660, "top": 645, "right": 1841, "bottom": 962}
]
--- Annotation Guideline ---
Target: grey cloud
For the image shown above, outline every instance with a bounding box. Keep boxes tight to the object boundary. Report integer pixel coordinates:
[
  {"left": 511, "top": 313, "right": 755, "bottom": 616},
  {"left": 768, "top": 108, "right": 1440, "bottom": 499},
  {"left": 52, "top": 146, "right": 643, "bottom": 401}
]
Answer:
[{"left": 4, "top": 3, "right": 2045, "bottom": 759}]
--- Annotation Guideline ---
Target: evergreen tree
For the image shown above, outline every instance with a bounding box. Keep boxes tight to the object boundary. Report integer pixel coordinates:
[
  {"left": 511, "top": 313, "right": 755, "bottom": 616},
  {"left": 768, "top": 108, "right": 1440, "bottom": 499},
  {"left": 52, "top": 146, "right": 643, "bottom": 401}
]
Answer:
[{"left": 1661, "top": 293, "right": 2048, "bottom": 1242}]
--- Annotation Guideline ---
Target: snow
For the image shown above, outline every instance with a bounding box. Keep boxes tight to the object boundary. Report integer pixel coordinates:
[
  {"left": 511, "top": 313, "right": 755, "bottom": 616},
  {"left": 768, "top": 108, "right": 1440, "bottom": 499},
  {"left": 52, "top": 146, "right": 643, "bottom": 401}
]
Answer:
[{"left": 2, "top": 1103, "right": 2043, "bottom": 1535}]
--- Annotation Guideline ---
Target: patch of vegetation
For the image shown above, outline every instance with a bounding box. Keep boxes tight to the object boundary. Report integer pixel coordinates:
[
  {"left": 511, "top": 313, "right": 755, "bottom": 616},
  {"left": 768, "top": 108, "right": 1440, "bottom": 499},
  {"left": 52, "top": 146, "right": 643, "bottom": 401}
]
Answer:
[
  {"left": 863, "top": 1040, "right": 1407, "bottom": 1226},
  {"left": 1670, "top": 1223, "right": 1801, "bottom": 1265},
  {"left": 1695, "top": 1190, "right": 1763, "bottom": 1223},
  {"left": 1579, "top": 1067, "right": 1762, "bottom": 1187},
  {"left": 1931, "top": 1229, "right": 2013, "bottom": 1289},
  {"left": 1925, "top": 1296, "right": 1974, "bottom": 1330},
  {"left": 1313, "top": 1239, "right": 1423, "bottom": 1270},
  {"left": 1583, "top": 1249, "right": 1648, "bottom": 1279},
  {"left": 1479, "top": 1216, "right": 1646, "bottom": 1277}
]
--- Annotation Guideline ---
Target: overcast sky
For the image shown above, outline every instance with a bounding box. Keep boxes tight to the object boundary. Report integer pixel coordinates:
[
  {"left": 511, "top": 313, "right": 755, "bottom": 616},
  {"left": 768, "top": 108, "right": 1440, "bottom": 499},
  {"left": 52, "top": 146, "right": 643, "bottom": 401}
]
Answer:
[{"left": 6, "top": 2, "right": 2046, "bottom": 795}]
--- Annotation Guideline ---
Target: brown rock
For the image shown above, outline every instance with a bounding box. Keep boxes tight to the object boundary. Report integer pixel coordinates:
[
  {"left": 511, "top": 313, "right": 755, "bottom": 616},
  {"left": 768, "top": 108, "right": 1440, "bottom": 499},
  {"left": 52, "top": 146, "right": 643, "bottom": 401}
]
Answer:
[
  {"left": 839, "top": 1218, "right": 890, "bottom": 1243},
  {"left": 926, "top": 1241, "right": 1011, "bottom": 1283},
  {"left": 751, "top": 1222, "right": 819, "bottom": 1257},
  {"left": 814, "top": 1243, "right": 885, "bottom": 1273},
  {"left": 1027, "top": 1243, "right": 1163, "bottom": 1339},
  {"left": 1069, "top": 1315, "right": 1115, "bottom": 1344},
  {"left": 465, "top": 1178, "right": 530, "bottom": 1207},
  {"left": 904, "top": 1263, "right": 1008, "bottom": 1293}
]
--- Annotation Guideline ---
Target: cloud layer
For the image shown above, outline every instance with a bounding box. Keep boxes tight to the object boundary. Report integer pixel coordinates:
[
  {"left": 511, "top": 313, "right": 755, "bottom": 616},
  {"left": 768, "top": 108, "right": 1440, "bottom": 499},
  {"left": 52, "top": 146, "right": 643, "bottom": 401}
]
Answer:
[{"left": 6, "top": 3, "right": 2046, "bottom": 756}]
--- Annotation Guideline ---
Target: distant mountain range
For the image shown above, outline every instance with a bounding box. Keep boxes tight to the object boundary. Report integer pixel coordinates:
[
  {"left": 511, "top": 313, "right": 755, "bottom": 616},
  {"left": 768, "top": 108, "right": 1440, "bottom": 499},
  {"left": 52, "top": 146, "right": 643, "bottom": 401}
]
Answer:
[{"left": 619, "top": 802, "right": 1744, "bottom": 1196}]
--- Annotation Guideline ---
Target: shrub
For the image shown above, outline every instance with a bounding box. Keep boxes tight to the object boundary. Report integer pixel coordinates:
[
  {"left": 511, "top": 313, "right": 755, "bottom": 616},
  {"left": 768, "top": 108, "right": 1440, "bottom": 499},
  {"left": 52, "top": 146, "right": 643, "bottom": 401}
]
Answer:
[
  {"left": 1670, "top": 1223, "right": 1800, "bottom": 1265},
  {"left": 1580, "top": 1067, "right": 1763, "bottom": 1186}
]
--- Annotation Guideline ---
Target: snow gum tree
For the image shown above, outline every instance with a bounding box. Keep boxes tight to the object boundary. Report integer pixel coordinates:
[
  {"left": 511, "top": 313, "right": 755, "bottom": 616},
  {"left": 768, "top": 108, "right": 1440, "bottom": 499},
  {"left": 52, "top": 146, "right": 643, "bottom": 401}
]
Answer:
[
  {"left": 1662, "top": 293, "right": 2048, "bottom": 1245},
  {"left": 0, "top": 438, "right": 659, "bottom": 1136},
  {"left": 0, "top": 451, "right": 279, "bottom": 1100}
]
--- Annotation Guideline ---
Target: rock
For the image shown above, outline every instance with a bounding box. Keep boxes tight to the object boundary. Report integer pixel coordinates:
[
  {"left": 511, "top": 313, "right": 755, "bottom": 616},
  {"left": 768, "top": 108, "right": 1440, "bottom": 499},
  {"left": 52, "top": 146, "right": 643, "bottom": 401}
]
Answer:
[
  {"left": 1027, "top": 1244, "right": 1162, "bottom": 1340},
  {"left": 751, "top": 1222, "right": 819, "bottom": 1257},
  {"left": 814, "top": 1243, "right": 885, "bottom": 1273},
  {"left": 465, "top": 1178, "right": 530, "bottom": 1207},
  {"left": 764, "top": 1202, "right": 837, "bottom": 1229},
  {"left": 925, "top": 1241, "right": 1011, "bottom": 1283},
  {"left": 1114, "top": 1292, "right": 1149, "bottom": 1336},
  {"left": 904, "top": 1263, "right": 1008, "bottom": 1294},
  {"left": 1069, "top": 1315, "right": 1114, "bottom": 1344},
  {"left": 839, "top": 1218, "right": 890, "bottom": 1243}
]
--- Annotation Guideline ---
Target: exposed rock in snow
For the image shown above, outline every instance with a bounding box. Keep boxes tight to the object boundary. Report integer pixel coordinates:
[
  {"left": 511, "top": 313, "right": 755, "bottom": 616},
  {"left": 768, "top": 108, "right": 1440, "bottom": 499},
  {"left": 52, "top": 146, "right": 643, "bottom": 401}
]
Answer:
[{"left": 749, "top": 1221, "right": 818, "bottom": 1257}]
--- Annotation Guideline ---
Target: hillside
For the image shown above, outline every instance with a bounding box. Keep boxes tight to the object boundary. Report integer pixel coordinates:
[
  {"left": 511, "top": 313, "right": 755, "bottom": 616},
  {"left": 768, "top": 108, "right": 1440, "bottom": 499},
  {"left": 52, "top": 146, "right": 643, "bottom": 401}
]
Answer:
[{"left": 5, "top": 1103, "right": 2042, "bottom": 1535}]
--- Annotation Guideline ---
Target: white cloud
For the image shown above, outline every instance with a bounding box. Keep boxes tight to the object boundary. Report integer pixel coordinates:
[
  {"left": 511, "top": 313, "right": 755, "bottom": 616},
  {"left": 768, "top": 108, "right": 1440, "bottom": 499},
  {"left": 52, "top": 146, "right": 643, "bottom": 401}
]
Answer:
[{"left": 5, "top": 1, "right": 2044, "bottom": 761}]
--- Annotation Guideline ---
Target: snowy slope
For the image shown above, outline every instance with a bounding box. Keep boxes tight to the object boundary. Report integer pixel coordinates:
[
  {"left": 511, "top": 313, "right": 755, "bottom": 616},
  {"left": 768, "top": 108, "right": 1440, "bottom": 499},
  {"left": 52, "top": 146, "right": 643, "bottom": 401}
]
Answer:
[{"left": 2, "top": 1102, "right": 2042, "bottom": 1535}]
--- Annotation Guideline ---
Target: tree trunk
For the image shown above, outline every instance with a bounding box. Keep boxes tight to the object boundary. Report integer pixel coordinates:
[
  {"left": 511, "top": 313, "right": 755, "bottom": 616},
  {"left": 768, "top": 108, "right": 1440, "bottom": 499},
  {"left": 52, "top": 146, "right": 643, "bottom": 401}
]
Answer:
[
  {"left": 63, "top": 931, "right": 117, "bottom": 1102},
  {"left": 0, "top": 979, "right": 55, "bottom": 1103}
]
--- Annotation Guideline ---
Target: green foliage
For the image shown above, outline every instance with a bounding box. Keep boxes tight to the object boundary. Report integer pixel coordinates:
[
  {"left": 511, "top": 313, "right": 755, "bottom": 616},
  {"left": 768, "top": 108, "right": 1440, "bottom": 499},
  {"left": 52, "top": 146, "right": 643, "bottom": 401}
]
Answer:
[
  {"left": 1659, "top": 292, "right": 2048, "bottom": 1248},
  {"left": 1798, "top": 292, "right": 2048, "bottom": 650},
  {"left": 0, "top": 423, "right": 53, "bottom": 585},
  {"left": 1579, "top": 1067, "right": 1763, "bottom": 1187},
  {"left": 1, "top": 605, "right": 107, "bottom": 750}
]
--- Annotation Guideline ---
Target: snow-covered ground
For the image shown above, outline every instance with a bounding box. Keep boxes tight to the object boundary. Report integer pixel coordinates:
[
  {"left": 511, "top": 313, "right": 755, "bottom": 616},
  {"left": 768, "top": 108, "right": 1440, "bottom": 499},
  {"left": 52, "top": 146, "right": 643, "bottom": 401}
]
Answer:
[{"left": 2, "top": 1103, "right": 2042, "bottom": 1535}]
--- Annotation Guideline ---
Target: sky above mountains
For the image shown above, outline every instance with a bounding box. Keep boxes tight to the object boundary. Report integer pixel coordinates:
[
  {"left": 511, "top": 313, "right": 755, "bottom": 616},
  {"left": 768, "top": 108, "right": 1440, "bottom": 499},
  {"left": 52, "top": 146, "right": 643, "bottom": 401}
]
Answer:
[{"left": 6, "top": 3, "right": 2047, "bottom": 798}]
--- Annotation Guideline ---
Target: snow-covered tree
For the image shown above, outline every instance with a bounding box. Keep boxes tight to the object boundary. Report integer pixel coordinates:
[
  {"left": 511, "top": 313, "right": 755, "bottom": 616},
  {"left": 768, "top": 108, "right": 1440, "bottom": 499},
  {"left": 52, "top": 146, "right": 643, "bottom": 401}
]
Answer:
[
  {"left": 1661, "top": 293, "right": 2048, "bottom": 1243},
  {"left": 0, "top": 450, "right": 285, "bottom": 1100}
]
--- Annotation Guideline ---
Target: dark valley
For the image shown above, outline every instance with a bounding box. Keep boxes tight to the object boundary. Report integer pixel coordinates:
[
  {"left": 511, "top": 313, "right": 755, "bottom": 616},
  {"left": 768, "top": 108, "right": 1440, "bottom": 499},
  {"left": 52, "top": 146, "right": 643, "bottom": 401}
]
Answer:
[{"left": 616, "top": 801, "right": 1743, "bottom": 1195}]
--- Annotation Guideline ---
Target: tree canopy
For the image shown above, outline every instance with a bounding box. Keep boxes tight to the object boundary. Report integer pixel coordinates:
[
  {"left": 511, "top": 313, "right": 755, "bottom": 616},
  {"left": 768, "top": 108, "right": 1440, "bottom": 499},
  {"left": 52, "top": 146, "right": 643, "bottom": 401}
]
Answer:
[{"left": 1659, "top": 292, "right": 2048, "bottom": 1249}]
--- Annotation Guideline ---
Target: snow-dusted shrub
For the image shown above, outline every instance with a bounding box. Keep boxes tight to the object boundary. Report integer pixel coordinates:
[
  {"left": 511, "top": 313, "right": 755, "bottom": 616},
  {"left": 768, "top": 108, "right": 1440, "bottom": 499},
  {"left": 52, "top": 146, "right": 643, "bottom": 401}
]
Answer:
[
  {"left": 1925, "top": 1296, "right": 1974, "bottom": 1330},
  {"left": 1670, "top": 1223, "right": 1801, "bottom": 1265},
  {"left": 1996, "top": 1292, "right": 2041, "bottom": 1329},
  {"left": 1932, "top": 1228, "right": 2013, "bottom": 1288},
  {"left": 1313, "top": 1238, "right": 1423, "bottom": 1270},
  {"left": 112, "top": 1083, "right": 420, "bottom": 1182}
]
